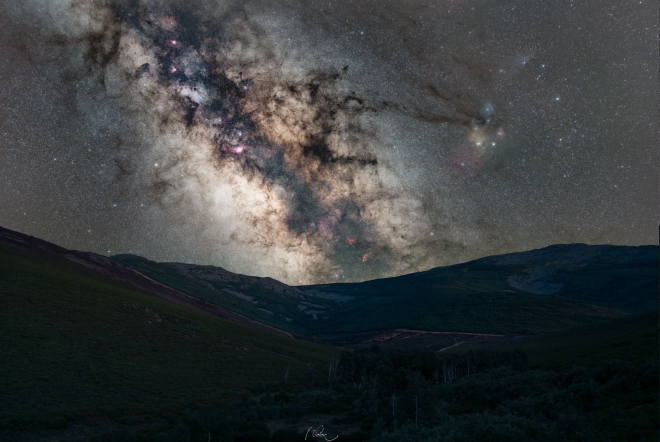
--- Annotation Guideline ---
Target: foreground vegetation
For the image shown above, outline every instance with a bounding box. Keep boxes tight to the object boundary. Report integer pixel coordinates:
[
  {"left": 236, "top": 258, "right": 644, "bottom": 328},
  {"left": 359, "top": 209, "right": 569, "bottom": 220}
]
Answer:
[
  {"left": 96, "top": 310, "right": 660, "bottom": 441},
  {"left": 93, "top": 345, "right": 658, "bottom": 441}
]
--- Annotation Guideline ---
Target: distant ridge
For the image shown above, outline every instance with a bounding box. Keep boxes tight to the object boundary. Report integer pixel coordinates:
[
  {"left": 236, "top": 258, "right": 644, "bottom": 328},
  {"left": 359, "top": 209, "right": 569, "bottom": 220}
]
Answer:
[{"left": 2, "top": 225, "right": 657, "bottom": 345}]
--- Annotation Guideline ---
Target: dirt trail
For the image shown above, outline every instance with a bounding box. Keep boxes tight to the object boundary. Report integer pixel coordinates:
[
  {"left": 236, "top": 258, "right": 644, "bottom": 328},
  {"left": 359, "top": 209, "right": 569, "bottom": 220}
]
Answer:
[{"left": 319, "top": 329, "right": 509, "bottom": 351}]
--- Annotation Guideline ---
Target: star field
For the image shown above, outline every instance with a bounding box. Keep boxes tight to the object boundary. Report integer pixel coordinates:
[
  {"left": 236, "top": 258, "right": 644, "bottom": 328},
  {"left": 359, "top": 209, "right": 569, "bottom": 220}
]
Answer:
[{"left": 0, "top": 0, "right": 657, "bottom": 284}]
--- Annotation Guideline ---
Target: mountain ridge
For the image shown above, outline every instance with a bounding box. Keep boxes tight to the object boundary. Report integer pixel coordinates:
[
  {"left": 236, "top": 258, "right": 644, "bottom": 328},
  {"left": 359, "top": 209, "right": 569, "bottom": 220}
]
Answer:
[
  {"left": 2, "top": 225, "right": 656, "bottom": 343},
  {"left": 0, "top": 225, "right": 294, "bottom": 338}
]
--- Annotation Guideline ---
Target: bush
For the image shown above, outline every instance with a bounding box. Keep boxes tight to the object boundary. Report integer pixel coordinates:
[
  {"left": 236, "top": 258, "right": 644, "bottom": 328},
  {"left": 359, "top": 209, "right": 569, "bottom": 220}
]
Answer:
[{"left": 271, "top": 429, "right": 304, "bottom": 442}]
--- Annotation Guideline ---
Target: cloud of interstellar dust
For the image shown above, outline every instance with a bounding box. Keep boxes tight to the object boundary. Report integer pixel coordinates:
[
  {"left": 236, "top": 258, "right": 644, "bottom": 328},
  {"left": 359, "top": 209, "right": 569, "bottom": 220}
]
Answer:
[
  {"left": 26, "top": 0, "right": 449, "bottom": 283},
  {"left": 3, "top": 0, "right": 536, "bottom": 283}
]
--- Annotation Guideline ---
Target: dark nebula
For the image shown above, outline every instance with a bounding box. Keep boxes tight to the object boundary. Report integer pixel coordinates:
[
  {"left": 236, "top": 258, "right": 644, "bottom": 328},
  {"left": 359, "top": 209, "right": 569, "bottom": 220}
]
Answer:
[{"left": 0, "top": 0, "right": 656, "bottom": 283}]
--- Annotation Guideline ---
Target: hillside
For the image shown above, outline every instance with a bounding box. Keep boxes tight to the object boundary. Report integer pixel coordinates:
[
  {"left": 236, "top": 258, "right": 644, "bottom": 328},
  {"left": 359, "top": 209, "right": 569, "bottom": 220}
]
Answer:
[
  {"left": 112, "top": 243, "right": 658, "bottom": 340},
  {"left": 446, "top": 311, "right": 659, "bottom": 368},
  {"left": 0, "top": 226, "right": 657, "bottom": 441},
  {"left": 0, "top": 229, "right": 340, "bottom": 434},
  {"left": 480, "top": 243, "right": 658, "bottom": 313},
  {"left": 111, "top": 254, "right": 314, "bottom": 337},
  {"left": 3, "top": 226, "right": 654, "bottom": 347}
]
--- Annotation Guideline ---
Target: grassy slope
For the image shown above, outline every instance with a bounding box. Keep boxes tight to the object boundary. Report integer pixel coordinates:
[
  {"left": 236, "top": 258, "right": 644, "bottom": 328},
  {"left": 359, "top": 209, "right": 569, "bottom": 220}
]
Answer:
[
  {"left": 112, "top": 255, "right": 319, "bottom": 336},
  {"left": 302, "top": 267, "right": 629, "bottom": 336},
  {"left": 115, "top": 256, "right": 630, "bottom": 338},
  {"left": 316, "top": 290, "right": 628, "bottom": 336},
  {"left": 545, "top": 262, "right": 658, "bottom": 313},
  {"left": 0, "top": 243, "right": 340, "bottom": 429},
  {"left": 448, "top": 312, "right": 659, "bottom": 369}
]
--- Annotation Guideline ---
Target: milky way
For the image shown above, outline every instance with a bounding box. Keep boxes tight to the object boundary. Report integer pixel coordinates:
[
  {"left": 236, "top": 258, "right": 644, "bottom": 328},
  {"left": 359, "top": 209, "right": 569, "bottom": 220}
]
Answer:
[{"left": 0, "top": 0, "right": 657, "bottom": 284}]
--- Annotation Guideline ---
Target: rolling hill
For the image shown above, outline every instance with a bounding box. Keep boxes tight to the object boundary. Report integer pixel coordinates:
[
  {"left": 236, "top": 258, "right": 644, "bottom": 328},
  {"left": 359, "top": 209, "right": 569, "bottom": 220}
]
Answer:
[
  {"left": 3, "top": 225, "right": 656, "bottom": 348},
  {"left": 0, "top": 226, "right": 340, "bottom": 433},
  {"left": 445, "top": 311, "right": 659, "bottom": 369},
  {"left": 112, "top": 243, "right": 657, "bottom": 341},
  {"left": 0, "top": 226, "right": 657, "bottom": 440}
]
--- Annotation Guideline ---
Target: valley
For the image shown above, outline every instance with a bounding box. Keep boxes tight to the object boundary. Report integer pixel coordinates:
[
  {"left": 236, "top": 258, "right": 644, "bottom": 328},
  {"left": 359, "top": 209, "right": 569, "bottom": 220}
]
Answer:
[{"left": 0, "top": 226, "right": 657, "bottom": 441}]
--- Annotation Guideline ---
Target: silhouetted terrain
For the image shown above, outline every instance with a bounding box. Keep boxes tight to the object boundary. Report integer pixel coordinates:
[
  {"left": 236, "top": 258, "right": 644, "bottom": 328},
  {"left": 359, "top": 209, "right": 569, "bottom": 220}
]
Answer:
[
  {"left": 0, "top": 226, "right": 657, "bottom": 441},
  {"left": 0, "top": 226, "right": 338, "bottom": 440},
  {"left": 112, "top": 241, "right": 657, "bottom": 344}
]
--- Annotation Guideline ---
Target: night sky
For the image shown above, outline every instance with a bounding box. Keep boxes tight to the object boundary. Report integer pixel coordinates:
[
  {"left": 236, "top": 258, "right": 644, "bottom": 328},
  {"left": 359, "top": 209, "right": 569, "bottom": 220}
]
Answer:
[{"left": 0, "top": 0, "right": 657, "bottom": 284}]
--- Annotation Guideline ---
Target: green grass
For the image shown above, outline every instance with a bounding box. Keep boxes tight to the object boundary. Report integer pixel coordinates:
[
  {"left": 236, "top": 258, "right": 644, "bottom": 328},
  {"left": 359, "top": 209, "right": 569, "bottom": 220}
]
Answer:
[
  {"left": 447, "top": 312, "right": 659, "bottom": 369},
  {"left": 0, "top": 243, "right": 340, "bottom": 430},
  {"left": 311, "top": 288, "right": 627, "bottom": 336},
  {"left": 112, "top": 255, "right": 326, "bottom": 336}
]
